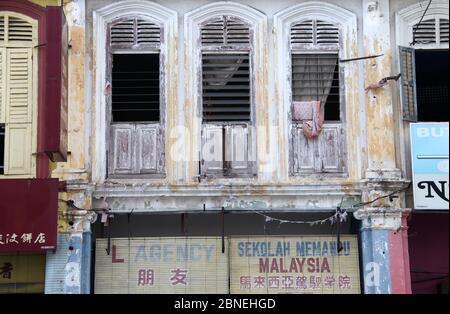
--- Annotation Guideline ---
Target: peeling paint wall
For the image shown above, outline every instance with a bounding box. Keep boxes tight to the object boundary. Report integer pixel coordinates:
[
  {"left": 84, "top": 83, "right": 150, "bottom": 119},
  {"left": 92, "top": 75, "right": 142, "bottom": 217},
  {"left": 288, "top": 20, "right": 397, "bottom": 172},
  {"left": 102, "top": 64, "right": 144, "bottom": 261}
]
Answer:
[{"left": 45, "top": 0, "right": 429, "bottom": 215}]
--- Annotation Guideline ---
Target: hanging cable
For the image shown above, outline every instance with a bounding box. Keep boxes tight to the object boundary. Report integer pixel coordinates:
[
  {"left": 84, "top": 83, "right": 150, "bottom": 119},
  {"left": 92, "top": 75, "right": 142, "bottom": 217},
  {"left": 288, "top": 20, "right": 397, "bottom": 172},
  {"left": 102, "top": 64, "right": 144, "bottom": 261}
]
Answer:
[{"left": 411, "top": 0, "right": 433, "bottom": 46}]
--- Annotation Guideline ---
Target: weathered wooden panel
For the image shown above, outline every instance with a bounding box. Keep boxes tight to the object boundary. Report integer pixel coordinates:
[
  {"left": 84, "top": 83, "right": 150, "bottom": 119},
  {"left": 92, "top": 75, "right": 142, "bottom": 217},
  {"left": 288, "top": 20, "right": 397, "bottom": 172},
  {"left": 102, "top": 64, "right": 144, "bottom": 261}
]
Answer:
[
  {"left": 227, "top": 124, "right": 248, "bottom": 171},
  {"left": 292, "top": 124, "right": 315, "bottom": 173},
  {"left": 319, "top": 125, "right": 341, "bottom": 172},
  {"left": 4, "top": 123, "right": 32, "bottom": 175},
  {"left": 201, "top": 124, "right": 224, "bottom": 174},
  {"left": 136, "top": 124, "right": 158, "bottom": 174},
  {"left": 201, "top": 123, "right": 255, "bottom": 177},
  {"left": 110, "top": 124, "right": 134, "bottom": 174},
  {"left": 291, "top": 123, "right": 346, "bottom": 174}
]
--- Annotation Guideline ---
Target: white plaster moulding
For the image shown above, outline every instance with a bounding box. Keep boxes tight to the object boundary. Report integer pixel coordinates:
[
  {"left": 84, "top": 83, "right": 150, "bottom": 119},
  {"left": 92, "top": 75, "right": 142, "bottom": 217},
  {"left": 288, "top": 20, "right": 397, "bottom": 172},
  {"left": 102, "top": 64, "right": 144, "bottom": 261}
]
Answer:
[
  {"left": 91, "top": 185, "right": 362, "bottom": 197},
  {"left": 92, "top": 1, "right": 178, "bottom": 184}
]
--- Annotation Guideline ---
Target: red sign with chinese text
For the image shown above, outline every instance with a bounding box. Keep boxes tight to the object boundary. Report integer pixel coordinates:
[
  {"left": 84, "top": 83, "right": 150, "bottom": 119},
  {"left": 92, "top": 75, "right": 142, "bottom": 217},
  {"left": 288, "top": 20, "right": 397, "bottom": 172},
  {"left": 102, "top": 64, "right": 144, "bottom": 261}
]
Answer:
[{"left": 0, "top": 179, "right": 58, "bottom": 252}]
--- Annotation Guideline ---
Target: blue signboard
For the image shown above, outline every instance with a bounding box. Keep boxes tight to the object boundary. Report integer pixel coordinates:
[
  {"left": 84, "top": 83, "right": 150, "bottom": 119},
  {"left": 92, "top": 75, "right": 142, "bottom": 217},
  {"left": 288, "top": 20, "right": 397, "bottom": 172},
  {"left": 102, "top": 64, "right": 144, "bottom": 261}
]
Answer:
[{"left": 410, "top": 123, "right": 449, "bottom": 210}]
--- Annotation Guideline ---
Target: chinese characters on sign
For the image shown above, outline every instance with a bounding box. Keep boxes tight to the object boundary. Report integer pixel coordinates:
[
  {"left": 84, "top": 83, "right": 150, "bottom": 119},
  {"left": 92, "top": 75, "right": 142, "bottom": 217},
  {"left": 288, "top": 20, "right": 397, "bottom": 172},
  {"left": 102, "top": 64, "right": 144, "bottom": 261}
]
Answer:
[
  {"left": 230, "top": 236, "right": 361, "bottom": 294},
  {"left": 94, "top": 238, "right": 228, "bottom": 294},
  {"left": 0, "top": 262, "right": 13, "bottom": 279},
  {"left": 0, "top": 233, "right": 47, "bottom": 246}
]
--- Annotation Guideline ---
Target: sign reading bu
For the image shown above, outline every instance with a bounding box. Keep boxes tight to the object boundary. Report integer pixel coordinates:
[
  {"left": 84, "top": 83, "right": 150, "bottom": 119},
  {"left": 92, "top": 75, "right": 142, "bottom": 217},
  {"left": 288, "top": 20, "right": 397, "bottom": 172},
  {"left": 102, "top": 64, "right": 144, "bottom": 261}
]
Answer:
[
  {"left": 0, "top": 179, "right": 58, "bottom": 252},
  {"left": 410, "top": 123, "right": 449, "bottom": 210}
]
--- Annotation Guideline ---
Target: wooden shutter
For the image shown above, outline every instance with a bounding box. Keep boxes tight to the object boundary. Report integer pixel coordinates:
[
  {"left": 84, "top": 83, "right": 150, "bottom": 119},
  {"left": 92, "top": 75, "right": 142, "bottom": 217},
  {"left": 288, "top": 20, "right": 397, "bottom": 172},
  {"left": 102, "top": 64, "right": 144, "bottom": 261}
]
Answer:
[
  {"left": 0, "top": 47, "right": 5, "bottom": 124},
  {"left": 110, "top": 18, "right": 161, "bottom": 49},
  {"left": 291, "top": 20, "right": 339, "bottom": 48},
  {"left": 109, "top": 123, "right": 163, "bottom": 176},
  {"left": 201, "top": 124, "right": 224, "bottom": 175},
  {"left": 201, "top": 16, "right": 250, "bottom": 46},
  {"left": 399, "top": 46, "right": 417, "bottom": 121},
  {"left": 292, "top": 125, "right": 315, "bottom": 173},
  {"left": 226, "top": 123, "right": 254, "bottom": 175},
  {"left": 201, "top": 123, "right": 255, "bottom": 177},
  {"left": 136, "top": 124, "right": 158, "bottom": 174},
  {"left": 291, "top": 124, "right": 346, "bottom": 174},
  {"left": 439, "top": 19, "right": 449, "bottom": 43},
  {"left": 7, "top": 16, "right": 34, "bottom": 43},
  {"left": 291, "top": 20, "right": 314, "bottom": 44},
  {"left": 318, "top": 124, "right": 346, "bottom": 173},
  {"left": 4, "top": 48, "right": 33, "bottom": 175},
  {"left": 0, "top": 16, "right": 4, "bottom": 43},
  {"left": 413, "top": 19, "right": 436, "bottom": 44},
  {"left": 110, "top": 124, "right": 134, "bottom": 175}
]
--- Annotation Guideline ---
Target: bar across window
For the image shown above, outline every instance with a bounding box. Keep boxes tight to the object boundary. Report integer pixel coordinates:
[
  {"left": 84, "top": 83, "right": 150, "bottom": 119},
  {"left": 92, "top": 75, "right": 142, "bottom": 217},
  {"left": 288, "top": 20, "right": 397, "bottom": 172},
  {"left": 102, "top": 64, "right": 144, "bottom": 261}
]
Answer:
[
  {"left": 202, "top": 53, "right": 251, "bottom": 122},
  {"left": 111, "top": 53, "right": 160, "bottom": 123}
]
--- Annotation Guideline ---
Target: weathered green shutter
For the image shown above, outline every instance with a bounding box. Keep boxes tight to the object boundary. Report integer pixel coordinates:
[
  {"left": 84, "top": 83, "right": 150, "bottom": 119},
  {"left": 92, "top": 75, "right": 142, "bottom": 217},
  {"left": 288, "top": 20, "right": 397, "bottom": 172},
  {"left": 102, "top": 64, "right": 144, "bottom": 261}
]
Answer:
[{"left": 399, "top": 46, "right": 418, "bottom": 122}]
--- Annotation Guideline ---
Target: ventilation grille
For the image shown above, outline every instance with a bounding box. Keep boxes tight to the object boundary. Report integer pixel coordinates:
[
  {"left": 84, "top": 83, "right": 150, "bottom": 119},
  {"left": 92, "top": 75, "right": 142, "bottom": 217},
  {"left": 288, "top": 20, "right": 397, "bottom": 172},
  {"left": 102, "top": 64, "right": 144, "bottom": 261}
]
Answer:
[
  {"left": 202, "top": 53, "right": 251, "bottom": 121},
  {"left": 440, "top": 19, "right": 449, "bottom": 43},
  {"left": 110, "top": 18, "right": 161, "bottom": 48},
  {"left": 201, "top": 16, "right": 250, "bottom": 45},
  {"left": 0, "top": 15, "right": 35, "bottom": 43},
  {"left": 413, "top": 19, "right": 436, "bottom": 44},
  {"left": 291, "top": 20, "right": 339, "bottom": 46},
  {"left": 291, "top": 54, "right": 340, "bottom": 103},
  {"left": 0, "top": 16, "right": 4, "bottom": 42}
]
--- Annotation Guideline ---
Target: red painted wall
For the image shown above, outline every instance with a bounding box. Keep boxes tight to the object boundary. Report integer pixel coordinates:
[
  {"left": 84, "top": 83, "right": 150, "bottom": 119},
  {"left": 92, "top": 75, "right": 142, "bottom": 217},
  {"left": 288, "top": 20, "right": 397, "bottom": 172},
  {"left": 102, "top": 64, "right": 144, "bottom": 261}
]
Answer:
[{"left": 408, "top": 212, "right": 449, "bottom": 294}]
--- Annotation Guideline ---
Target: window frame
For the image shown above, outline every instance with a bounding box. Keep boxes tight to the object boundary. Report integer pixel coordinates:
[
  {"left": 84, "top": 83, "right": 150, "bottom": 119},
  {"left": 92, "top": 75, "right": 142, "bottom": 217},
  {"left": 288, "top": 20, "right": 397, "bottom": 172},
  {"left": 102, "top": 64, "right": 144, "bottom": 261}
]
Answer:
[
  {"left": 0, "top": 11, "right": 38, "bottom": 178},
  {"left": 288, "top": 19, "right": 347, "bottom": 176},
  {"left": 199, "top": 16, "right": 255, "bottom": 127},
  {"left": 105, "top": 16, "right": 166, "bottom": 178}
]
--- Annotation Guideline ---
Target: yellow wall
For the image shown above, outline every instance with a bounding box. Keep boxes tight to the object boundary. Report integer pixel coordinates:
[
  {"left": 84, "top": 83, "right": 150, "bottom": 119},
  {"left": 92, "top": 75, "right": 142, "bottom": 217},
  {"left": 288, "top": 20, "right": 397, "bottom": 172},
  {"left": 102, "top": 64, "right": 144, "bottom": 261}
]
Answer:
[{"left": 29, "top": 0, "right": 71, "bottom": 7}]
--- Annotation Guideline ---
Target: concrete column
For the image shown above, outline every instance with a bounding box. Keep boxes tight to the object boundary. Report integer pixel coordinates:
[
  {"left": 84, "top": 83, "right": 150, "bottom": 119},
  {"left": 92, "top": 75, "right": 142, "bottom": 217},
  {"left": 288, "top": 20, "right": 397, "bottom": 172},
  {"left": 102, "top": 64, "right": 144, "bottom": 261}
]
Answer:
[
  {"left": 355, "top": 207, "right": 412, "bottom": 294},
  {"left": 362, "top": 0, "right": 401, "bottom": 180}
]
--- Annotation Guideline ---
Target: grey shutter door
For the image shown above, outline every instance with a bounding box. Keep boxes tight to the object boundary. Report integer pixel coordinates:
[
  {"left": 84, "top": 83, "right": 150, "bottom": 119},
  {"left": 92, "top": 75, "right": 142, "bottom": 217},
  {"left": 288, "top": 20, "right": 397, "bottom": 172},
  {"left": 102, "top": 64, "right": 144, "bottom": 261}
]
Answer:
[
  {"left": 318, "top": 123, "right": 346, "bottom": 173},
  {"left": 136, "top": 124, "right": 158, "bottom": 174},
  {"left": 227, "top": 123, "right": 254, "bottom": 175},
  {"left": 109, "top": 124, "right": 134, "bottom": 175},
  {"left": 291, "top": 123, "right": 346, "bottom": 174},
  {"left": 201, "top": 124, "right": 224, "bottom": 175},
  {"left": 291, "top": 123, "right": 315, "bottom": 173},
  {"left": 45, "top": 234, "right": 70, "bottom": 294},
  {"left": 399, "top": 46, "right": 417, "bottom": 121}
]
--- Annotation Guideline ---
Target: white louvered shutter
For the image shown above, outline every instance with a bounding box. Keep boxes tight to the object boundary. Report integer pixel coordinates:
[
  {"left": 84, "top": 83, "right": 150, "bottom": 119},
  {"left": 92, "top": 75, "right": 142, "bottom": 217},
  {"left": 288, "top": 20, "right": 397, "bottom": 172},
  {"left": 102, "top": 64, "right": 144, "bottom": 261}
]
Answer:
[
  {"left": 413, "top": 19, "right": 436, "bottom": 44},
  {"left": 4, "top": 48, "right": 33, "bottom": 175},
  {"left": 291, "top": 20, "right": 339, "bottom": 47},
  {"left": 439, "top": 19, "right": 449, "bottom": 43},
  {"left": 201, "top": 16, "right": 250, "bottom": 46},
  {"left": 110, "top": 18, "right": 161, "bottom": 48}
]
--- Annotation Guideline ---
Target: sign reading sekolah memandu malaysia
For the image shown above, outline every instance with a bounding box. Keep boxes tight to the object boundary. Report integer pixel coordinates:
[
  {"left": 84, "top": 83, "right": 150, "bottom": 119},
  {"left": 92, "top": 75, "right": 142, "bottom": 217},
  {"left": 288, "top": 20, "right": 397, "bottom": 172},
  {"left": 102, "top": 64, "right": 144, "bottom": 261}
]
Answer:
[
  {"left": 94, "top": 236, "right": 360, "bottom": 294},
  {"left": 230, "top": 236, "right": 360, "bottom": 294},
  {"left": 410, "top": 123, "right": 449, "bottom": 210}
]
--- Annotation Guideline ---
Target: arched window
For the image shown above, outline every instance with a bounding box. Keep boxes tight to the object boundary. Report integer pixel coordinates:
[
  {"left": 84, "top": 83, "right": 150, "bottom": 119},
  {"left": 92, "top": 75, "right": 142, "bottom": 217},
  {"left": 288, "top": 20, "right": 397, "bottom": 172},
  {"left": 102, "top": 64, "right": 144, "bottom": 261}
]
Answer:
[
  {"left": 274, "top": 3, "right": 356, "bottom": 177},
  {"left": 106, "top": 16, "right": 165, "bottom": 177}
]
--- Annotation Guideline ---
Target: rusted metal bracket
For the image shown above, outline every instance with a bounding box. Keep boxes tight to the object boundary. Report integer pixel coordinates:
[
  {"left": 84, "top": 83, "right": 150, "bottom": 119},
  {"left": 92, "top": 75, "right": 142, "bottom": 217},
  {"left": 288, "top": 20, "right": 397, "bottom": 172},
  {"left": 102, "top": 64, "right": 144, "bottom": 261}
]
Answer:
[{"left": 339, "top": 54, "right": 384, "bottom": 63}]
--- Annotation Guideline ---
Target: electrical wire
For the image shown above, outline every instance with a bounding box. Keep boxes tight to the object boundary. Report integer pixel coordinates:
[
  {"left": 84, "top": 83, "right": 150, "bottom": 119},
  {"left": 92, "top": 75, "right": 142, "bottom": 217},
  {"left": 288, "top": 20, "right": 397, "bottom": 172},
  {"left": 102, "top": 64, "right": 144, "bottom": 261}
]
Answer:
[{"left": 411, "top": 0, "right": 433, "bottom": 46}]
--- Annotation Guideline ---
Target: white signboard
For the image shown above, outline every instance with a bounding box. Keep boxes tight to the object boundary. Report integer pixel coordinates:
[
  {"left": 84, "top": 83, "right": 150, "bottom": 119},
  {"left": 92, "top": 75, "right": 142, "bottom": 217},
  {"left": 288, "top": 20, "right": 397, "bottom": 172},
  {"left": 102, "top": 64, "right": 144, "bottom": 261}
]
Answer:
[{"left": 410, "top": 123, "right": 449, "bottom": 210}]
